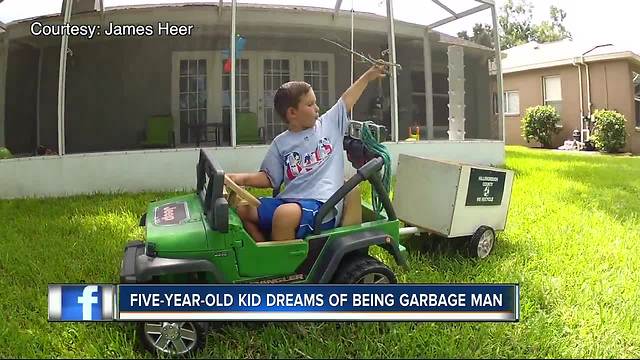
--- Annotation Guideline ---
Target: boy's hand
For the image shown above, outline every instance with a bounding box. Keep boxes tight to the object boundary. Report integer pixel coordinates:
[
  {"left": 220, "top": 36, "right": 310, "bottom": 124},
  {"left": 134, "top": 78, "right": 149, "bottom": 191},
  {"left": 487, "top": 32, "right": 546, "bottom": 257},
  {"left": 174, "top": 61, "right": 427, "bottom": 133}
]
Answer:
[
  {"left": 341, "top": 62, "right": 389, "bottom": 110},
  {"left": 226, "top": 173, "right": 244, "bottom": 186},
  {"left": 364, "top": 62, "right": 388, "bottom": 81},
  {"left": 226, "top": 172, "right": 272, "bottom": 189}
]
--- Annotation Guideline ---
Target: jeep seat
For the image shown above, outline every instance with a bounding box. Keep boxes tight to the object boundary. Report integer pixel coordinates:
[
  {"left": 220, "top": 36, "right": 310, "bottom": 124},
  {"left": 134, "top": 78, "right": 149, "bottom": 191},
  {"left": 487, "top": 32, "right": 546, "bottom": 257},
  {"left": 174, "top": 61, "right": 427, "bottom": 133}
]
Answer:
[{"left": 339, "top": 184, "right": 362, "bottom": 227}]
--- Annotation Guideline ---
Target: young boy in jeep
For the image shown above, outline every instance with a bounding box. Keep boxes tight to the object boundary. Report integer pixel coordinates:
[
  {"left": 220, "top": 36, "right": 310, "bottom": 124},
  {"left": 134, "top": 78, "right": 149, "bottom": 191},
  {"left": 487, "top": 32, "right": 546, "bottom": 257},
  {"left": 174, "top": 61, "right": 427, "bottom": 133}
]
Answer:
[{"left": 227, "top": 63, "right": 386, "bottom": 242}]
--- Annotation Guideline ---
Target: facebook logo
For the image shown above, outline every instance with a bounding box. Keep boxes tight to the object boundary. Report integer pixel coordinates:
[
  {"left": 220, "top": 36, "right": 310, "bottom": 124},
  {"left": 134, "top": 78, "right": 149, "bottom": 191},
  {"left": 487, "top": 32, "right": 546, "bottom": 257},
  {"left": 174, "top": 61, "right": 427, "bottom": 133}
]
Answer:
[{"left": 48, "top": 285, "right": 114, "bottom": 321}]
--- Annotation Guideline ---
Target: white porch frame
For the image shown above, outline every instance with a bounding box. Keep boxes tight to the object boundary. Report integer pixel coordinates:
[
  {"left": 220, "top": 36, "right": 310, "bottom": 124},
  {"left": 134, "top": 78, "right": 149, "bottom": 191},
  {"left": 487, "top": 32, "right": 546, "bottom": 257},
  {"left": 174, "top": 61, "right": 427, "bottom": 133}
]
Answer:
[{"left": 38, "top": 0, "right": 504, "bottom": 153}]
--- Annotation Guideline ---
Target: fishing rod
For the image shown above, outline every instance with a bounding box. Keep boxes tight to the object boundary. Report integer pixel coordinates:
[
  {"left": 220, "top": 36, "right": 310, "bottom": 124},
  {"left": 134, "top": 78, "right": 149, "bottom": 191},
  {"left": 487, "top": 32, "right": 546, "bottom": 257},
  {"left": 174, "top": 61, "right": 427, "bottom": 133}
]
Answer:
[{"left": 321, "top": 37, "right": 403, "bottom": 72}]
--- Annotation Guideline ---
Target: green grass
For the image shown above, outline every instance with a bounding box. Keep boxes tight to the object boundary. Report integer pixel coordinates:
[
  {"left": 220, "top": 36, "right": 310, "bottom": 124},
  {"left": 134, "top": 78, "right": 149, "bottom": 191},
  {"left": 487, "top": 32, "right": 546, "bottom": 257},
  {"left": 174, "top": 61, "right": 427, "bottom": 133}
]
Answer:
[{"left": 1, "top": 146, "right": 639, "bottom": 358}]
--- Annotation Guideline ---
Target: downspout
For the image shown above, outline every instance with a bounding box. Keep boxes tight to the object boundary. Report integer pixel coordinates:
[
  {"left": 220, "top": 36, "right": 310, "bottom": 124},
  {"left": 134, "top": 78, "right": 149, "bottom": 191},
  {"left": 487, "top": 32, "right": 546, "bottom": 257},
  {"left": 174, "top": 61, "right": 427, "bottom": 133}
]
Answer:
[
  {"left": 578, "top": 44, "right": 613, "bottom": 141},
  {"left": 572, "top": 57, "right": 585, "bottom": 142},
  {"left": 582, "top": 57, "right": 592, "bottom": 141}
]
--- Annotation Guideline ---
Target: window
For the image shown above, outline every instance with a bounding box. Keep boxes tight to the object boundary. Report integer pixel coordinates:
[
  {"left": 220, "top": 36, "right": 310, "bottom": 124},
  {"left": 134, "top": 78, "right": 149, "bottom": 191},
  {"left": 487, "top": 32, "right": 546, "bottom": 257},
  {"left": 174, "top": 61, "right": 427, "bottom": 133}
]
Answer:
[
  {"left": 263, "top": 58, "right": 291, "bottom": 142},
  {"left": 633, "top": 72, "right": 640, "bottom": 127},
  {"left": 410, "top": 70, "right": 426, "bottom": 126},
  {"left": 179, "top": 59, "right": 208, "bottom": 144},
  {"left": 543, "top": 75, "right": 562, "bottom": 116},
  {"left": 503, "top": 91, "right": 519, "bottom": 115},
  {"left": 410, "top": 71, "right": 449, "bottom": 138},
  {"left": 304, "top": 60, "right": 329, "bottom": 111}
]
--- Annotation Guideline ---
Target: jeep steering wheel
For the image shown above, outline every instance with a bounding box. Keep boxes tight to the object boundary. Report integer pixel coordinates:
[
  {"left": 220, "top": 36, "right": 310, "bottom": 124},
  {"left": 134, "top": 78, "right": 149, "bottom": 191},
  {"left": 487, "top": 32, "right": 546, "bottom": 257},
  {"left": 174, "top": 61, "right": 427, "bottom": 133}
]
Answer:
[{"left": 224, "top": 175, "right": 262, "bottom": 207}]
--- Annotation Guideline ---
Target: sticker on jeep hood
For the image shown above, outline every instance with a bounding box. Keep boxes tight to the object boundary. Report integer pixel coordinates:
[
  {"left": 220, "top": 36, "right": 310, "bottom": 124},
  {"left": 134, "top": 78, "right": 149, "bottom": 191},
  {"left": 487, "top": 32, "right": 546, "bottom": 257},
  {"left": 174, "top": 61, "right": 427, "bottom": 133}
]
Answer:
[{"left": 154, "top": 202, "right": 190, "bottom": 226}]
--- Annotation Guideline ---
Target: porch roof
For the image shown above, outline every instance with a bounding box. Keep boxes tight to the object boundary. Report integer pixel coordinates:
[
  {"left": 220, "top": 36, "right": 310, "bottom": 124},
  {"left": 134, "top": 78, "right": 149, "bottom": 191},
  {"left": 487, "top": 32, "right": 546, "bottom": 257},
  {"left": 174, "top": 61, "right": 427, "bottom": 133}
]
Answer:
[{"left": 0, "top": 1, "right": 491, "bottom": 51}]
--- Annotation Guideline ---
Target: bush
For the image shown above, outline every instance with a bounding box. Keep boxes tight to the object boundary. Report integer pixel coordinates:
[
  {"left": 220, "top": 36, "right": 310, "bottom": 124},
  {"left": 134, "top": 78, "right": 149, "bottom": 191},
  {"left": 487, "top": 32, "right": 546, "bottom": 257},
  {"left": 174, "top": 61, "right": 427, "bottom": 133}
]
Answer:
[
  {"left": 591, "top": 109, "right": 627, "bottom": 153},
  {"left": 521, "top": 105, "right": 560, "bottom": 148},
  {"left": 0, "top": 147, "right": 12, "bottom": 159}
]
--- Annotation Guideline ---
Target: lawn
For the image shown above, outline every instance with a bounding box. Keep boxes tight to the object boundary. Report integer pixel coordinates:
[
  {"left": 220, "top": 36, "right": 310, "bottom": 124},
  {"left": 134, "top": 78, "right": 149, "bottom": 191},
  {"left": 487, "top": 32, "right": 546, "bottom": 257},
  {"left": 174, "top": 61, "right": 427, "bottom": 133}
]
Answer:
[{"left": 0, "top": 146, "right": 639, "bottom": 358}]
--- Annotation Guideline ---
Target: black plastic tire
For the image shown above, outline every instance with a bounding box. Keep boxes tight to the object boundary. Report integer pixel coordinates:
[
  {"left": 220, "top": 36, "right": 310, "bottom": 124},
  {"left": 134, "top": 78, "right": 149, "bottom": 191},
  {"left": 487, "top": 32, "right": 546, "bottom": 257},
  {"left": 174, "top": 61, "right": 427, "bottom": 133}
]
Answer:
[
  {"left": 137, "top": 321, "right": 208, "bottom": 357},
  {"left": 467, "top": 226, "right": 496, "bottom": 259},
  {"left": 332, "top": 254, "right": 397, "bottom": 284}
]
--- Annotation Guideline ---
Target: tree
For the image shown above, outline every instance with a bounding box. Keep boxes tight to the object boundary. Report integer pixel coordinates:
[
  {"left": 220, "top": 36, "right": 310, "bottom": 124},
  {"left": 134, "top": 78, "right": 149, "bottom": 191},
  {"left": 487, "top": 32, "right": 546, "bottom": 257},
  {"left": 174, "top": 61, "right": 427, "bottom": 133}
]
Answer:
[
  {"left": 535, "top": 6, "right": 572, "bottom": 43},
  {"left": 498, "top": 0, "right": 536, "bottom": 49},
  {"left": 456, "top": 0, "right": 572, "bottom": 50},
  {"left": 457, "top": 23, "right": 494, "bottom": 48}
]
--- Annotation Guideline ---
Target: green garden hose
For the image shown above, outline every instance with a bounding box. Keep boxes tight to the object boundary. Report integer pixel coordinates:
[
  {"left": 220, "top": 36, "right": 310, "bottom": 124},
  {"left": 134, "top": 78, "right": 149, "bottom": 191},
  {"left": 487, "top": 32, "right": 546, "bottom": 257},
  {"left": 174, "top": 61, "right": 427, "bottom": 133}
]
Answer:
[{"left": 360, "top": 122, "right": 392, "bottom": 216}]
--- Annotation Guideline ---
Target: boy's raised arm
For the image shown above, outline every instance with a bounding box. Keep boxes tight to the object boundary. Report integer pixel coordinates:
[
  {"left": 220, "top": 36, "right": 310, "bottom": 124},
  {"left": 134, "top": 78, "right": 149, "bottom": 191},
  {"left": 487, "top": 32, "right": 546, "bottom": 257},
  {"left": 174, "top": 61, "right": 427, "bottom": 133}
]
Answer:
[{"left": 340, "top": 64, "right": 387, "bottom": 111}]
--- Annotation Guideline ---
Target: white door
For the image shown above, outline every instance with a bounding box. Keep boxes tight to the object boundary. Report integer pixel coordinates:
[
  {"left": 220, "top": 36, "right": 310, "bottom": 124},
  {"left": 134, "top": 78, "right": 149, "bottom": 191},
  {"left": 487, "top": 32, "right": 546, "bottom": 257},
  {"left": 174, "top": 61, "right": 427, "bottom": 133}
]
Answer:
[
  {"left": 260, "top": 57, "right": 293, "bottom": 143},
  {"left": 172, "top": 52, "right": 216, "bottom": 145},
  {"left": 220, "top": 55, "right": 259, "bottom": 145}
]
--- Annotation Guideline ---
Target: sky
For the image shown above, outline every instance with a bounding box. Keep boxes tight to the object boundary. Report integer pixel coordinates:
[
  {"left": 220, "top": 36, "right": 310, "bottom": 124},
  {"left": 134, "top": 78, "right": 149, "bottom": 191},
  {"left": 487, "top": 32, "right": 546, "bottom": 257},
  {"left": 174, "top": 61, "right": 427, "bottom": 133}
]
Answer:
[{"left": 1, "top": 0, "right": 639, "bottom": 54}]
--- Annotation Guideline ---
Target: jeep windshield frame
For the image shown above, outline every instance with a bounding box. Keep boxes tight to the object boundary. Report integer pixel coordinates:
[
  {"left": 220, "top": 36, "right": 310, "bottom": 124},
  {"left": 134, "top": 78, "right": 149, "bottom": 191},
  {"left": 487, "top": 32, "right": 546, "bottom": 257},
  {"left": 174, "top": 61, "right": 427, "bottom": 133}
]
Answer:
[{"left": 196, "top": 149, "right": 229, "bottom": 232}]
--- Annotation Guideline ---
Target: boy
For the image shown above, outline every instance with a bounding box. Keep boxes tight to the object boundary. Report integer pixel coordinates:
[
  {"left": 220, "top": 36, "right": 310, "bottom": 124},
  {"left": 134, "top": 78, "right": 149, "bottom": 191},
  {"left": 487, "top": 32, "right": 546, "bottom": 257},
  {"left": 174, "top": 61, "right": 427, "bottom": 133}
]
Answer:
[{"left": 227, "top": 63, "right": 387, "bottom": 242}]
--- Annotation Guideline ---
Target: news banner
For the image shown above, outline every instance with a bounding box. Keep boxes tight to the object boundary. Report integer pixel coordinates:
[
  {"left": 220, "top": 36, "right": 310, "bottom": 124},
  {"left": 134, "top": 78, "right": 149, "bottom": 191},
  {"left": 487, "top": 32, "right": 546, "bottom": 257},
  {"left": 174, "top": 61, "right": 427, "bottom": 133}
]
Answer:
[{"left": 48, "top": 284, "right": 519, "bottom": 322}]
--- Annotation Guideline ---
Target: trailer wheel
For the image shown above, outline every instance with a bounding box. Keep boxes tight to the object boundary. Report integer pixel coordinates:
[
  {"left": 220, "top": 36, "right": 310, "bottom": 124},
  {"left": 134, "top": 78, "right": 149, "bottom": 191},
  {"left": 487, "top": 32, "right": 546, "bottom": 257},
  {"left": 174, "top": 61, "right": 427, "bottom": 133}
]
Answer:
[{"left": 467, "top": 226, "right": 495, "bottom": 259}]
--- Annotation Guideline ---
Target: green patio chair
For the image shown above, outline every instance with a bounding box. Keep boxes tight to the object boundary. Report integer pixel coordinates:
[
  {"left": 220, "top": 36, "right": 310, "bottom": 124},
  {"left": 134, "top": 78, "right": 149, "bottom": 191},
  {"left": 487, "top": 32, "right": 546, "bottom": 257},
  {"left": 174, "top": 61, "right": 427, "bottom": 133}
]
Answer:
[
  {"left": 141, "top": 115, "right": 175, "bottom": 148},
  {"left": 236, "top": 112, "right": 262, "bottom": 144}
]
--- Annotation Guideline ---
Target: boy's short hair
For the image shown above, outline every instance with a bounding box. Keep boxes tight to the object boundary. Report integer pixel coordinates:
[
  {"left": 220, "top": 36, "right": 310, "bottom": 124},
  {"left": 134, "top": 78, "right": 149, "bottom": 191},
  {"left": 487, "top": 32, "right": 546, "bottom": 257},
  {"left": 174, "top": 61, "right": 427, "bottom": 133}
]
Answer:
[{"left": 274, "top": 81, "right": 311, "bottom": 123}]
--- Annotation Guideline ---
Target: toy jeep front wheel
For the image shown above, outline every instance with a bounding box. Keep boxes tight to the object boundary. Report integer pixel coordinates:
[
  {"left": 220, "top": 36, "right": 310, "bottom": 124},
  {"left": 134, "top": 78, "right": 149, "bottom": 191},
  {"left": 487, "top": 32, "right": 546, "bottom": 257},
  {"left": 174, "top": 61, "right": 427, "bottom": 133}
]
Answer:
[
  {"left": 332, "top": 254, "right": 397, "bottom": 284},
  {"left": 138, "top": 321, "right": 208, "bottom": 356}
]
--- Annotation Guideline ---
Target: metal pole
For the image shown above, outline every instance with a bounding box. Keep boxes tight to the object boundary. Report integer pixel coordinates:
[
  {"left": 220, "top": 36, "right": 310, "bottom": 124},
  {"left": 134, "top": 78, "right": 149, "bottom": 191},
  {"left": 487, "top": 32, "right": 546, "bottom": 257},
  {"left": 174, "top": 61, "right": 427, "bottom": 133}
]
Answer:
[
  {"left": 350, "top": 1, "right": 354, "bottom": 84},
  {"left": 490, "top": 4, "right": 504, "bottom": 142},
  {"left": 423, "top": 28, "right": 434, "bottom": 140},
  {"left": 57, "top": 0, "right": 74, "bottom": 155},
  {"left": 37, "top": 48, "right": 43, "bottom": 149},
  {"left": 0, "top": 36, "right": 8, "bottom": 148},
  {"left": 230, "top": 0, "right": 237, "bottom": 147},
  {"left": 386, "top": 0, "right": 399, "bottom": 142},
  {"left": 350, "top": 0, "right": 354, "bottom": 114}
]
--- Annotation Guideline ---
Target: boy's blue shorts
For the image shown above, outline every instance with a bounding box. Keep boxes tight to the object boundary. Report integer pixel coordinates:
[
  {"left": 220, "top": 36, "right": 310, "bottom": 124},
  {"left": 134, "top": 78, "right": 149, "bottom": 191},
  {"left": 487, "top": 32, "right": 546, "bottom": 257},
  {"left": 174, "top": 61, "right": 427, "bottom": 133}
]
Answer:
[{"left": 257, "top": 198, "right": 336, "bottom": 239}]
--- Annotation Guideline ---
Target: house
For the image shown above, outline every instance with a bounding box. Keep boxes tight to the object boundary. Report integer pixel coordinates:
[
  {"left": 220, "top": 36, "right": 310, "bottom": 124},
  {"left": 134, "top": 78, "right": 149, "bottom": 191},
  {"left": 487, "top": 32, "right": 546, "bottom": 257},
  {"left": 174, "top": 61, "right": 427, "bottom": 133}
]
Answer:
[
  {"left": 499, "top": 39, "right": 640, "bottom": 153},
  {"left": 0, "top": 0, "right": 506, "bottom": 199}
]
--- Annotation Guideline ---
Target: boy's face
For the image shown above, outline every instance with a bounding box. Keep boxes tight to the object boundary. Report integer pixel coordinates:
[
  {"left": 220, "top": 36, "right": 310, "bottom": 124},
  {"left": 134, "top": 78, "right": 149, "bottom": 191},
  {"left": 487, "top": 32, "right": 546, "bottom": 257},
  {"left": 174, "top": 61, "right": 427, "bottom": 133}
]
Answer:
[{"left": 287, "top": 88, "right": 320, "bottom": 130}]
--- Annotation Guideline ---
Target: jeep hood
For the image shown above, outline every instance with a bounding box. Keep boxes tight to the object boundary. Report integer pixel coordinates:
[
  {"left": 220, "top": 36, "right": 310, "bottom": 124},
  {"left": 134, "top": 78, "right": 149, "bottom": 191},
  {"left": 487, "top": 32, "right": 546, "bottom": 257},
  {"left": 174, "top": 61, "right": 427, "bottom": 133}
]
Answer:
[{"left": 144, "top": 193, "right": 207, "bottom": 252}]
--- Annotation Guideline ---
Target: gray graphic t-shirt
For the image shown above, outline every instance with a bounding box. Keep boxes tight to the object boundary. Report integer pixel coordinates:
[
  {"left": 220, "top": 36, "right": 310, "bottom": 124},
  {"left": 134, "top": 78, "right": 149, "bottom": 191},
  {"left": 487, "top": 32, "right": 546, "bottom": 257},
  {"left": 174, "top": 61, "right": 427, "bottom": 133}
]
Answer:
[{"left": 260, "top": 98, "right": 348, "bottom": 215}]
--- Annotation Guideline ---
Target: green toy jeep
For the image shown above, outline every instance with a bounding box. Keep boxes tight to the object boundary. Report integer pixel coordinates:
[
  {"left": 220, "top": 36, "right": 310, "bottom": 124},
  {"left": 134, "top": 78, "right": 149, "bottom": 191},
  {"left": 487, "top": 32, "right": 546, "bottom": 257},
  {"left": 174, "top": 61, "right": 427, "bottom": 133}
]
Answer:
[{"left": 120, "top": 139, "right": 407, "bottom": 356}]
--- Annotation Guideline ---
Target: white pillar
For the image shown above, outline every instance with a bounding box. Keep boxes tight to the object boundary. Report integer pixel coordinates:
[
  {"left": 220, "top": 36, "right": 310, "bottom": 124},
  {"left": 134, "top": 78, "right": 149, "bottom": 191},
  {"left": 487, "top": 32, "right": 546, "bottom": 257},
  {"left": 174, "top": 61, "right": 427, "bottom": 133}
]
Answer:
[
  {"left": 491, "top": 5, "right": 505, "bottom": 142},
  {"left": 57, "top": 0, "right": 74, "bottom": 155},
  {"left": 0, "top": 36, "right": 8, "bottom": 148},
  {"left": 423, "top": 29, "right": 434, "bottom": 140},
  {"left": 386, "top": 0, "right": 399, "bottom": 142},
  {"left": 447, "top": 45, "right": 465, "bottom": 141}
]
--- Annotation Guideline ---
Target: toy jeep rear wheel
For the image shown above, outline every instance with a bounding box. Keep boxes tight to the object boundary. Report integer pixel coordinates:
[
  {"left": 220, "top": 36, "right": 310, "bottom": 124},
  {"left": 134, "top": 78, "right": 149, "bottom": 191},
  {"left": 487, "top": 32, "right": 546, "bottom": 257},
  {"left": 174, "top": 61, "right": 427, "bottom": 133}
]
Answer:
[
  {"left": 332, "top": 254, "right": 397, "bottom": 284},
  {"left": 138, "top": 321, "right": 208, "bottom": 356}
]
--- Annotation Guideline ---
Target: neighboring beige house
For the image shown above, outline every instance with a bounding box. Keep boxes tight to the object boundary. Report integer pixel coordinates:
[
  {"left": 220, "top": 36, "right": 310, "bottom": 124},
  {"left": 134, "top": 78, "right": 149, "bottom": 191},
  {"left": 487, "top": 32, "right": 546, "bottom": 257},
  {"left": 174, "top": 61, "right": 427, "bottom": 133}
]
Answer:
[{"left": 498, "top": 40, "right": 640, "bottom": 154}]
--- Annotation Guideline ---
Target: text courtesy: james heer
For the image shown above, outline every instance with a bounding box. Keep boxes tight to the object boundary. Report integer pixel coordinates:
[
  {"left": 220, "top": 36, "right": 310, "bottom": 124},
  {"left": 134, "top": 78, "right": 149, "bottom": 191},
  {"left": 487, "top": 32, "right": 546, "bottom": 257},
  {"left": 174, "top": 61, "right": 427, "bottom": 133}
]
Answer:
[{"left": 30, "top": 21, "right": 195, "bottom": 40}]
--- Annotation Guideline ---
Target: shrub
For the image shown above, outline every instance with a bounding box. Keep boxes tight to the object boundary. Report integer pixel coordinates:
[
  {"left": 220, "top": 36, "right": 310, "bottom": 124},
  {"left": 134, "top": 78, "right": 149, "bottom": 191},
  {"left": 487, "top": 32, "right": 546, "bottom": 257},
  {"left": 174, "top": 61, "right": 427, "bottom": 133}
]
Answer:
[
  {"left": 0, "top": 147, "right": 12, "bottom": 159},
  {"left": 521, "top": 105, "right": 560, "bottom": 148},
  {"left": 591, "top": 109, "right": 627, "bottom": 153}
]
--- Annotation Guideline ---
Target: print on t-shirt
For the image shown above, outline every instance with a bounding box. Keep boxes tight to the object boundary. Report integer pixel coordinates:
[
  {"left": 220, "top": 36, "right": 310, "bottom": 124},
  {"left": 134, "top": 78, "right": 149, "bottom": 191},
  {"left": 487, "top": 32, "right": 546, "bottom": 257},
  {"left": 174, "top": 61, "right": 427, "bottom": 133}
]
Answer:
[{"left": 285, "top": 137, "right": 334, "bottom": 180}]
